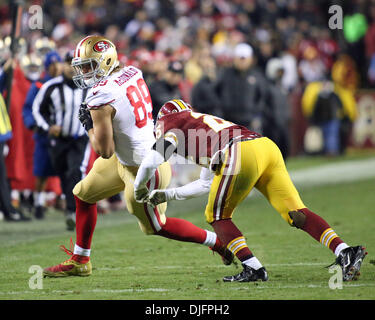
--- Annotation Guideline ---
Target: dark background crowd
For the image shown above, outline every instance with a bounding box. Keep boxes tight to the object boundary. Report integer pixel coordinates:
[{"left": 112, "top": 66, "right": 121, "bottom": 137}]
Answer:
[{"left": 0, "top": 0, "right": 374, "bottom": 222}]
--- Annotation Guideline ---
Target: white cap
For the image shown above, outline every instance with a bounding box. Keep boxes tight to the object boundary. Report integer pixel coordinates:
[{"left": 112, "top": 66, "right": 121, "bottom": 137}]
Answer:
[{"left": 233, "top": 43, "right": 253, "bottom": 59}]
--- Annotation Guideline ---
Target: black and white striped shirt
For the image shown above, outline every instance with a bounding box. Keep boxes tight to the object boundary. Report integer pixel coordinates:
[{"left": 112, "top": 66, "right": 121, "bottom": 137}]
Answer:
[{"left": 32, "top": 75, "right": 88, "bottom": 138}]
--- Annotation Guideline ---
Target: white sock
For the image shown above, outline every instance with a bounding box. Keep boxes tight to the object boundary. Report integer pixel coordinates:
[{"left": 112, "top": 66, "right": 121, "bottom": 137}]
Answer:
[
  {"left": 242, "top": 256, "right": 263, "bottom": 270},
  {"left": 34, "top": 192, "right": 46, "bottom": 207},
  {"left": 334, "top": 243, "right": 349, "bottom": 257},
  {"left": 73, "top": 244, "right": 91, "bottom": 257},
  {"left": 203, "top": 230, "right": 217, "bottom": 247}
]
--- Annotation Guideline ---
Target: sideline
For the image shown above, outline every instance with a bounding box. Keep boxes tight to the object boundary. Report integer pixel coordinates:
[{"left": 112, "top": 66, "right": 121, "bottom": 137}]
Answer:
[{"left": 289, "top": 157, "right": 375, "bottom": 188}]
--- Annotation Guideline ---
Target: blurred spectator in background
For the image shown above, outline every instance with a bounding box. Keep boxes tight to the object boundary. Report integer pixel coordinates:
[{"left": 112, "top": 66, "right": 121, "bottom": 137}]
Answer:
[
  {"left": 0, "top": 92, "right": 28, "bottom": 221},
  {"left": 264, "top": 58, "right": 291, "bottom": 159},
  {"left": 298, "top": 45, "right": 326, "bottom": 85},
  {"left": 343, "top": 7, "right": 368, "bottom": 87},
  {"left": 22, "top": 49, "right": 63, "bottom": 220},
  {"left": 149, "top": 60, "right": 185, "bottom": 118},
  {"left": 302, "top": 79, "right": 357, "bottom": 156},
  {"left": 331, "top": 54, "right": 360, "bottom": 93},
  {"left": 184, "top": 45, "right": 206, "bottom": 86},
  {"left": 191, "top": 53, "right": 221, "bottom": 117},
  {"left": 280, "top": 48, "right": 298, "bottom": 93},
  {"left": 32, "top": 52, "right": 89, "bottom": 230},
  {"left": 124, "top": 10, "right": 155, "bottom": 50},
  {"left": 365, "top": 3, "right": 375, "bottom": 85},
  {"left": 0, "top": 46, "right": 40, "bottom": 213},
  {"left": 215, "top": 42, "right": 268, "bottom": 132}
]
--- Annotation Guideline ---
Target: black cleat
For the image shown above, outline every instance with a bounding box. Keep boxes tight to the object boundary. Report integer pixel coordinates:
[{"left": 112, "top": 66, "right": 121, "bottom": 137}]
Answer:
[
  {"left": 223, "top": 265, "right": 268, "bottom": 282},
  {"left": 65, "top": 212, "right": 76, "bottom": 231},
  {"left": 34, "top": 206, "right": 46, "bottom": 219},
  {"left": 332, "top": 246, "right": 367, "bottom": 281}
]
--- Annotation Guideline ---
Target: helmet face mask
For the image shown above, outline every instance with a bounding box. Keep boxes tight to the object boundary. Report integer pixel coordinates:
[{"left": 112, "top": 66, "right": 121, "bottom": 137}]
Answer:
[
  {"left": 72, "top": 58, "right": 102, "bottom": 89},
  {"left": 72, "top": 35, "right": 119, "bottom": 89}
]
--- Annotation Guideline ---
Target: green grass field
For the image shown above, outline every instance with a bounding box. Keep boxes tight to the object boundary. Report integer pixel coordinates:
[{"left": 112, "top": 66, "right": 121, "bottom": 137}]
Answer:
[{"left": 0, "top": 155, "right": 374, "bottom": 301}]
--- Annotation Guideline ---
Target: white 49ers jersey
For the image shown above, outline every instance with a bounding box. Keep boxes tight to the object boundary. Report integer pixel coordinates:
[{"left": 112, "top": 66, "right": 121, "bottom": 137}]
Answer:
[{"left": 85, "top": 66, "right": 155, "bottom": 166}]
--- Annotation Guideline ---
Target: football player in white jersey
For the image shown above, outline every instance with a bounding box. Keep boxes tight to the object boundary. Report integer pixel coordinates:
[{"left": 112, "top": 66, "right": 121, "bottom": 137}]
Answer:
[{"left": 43, "top": 35, "right": 233, "bottom": 277}]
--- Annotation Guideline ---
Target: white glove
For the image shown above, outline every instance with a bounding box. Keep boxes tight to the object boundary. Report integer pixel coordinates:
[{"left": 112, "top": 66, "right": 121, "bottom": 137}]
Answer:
[
  {"left": 134, "top": 185, "right": 149, "bottom": 203},
  {"left": 148, "top": 189, "right": 167, "bottom": 207}
]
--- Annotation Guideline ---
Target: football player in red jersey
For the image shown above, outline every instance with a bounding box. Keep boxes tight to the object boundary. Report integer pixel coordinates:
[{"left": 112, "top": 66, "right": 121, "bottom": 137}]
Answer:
[{"left": 134, "top": 99, "right": 367, "bottom": 282}]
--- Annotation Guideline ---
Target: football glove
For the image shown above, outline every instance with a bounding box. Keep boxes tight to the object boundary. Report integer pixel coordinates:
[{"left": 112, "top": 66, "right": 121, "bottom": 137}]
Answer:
[
  {"left": 78, "top": 102, "right": 93, "bottom": 132},
  {"left": 134, "top": 185, "right": 149, "bottom": 203},
  {"left": 147, "top": 190, "right": 167, "bottom": 207}
]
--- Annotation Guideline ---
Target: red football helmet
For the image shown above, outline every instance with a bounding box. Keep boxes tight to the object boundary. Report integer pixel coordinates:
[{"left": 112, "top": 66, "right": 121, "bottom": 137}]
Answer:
[{"left": 157, "top": 99, "right": 192, "bottom": 120}]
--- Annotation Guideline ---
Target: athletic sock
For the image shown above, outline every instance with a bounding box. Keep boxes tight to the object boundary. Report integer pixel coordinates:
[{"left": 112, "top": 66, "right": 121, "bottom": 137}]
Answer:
[
  {"left": 299, "top": 208, "right": 346, "bottom": 255},
  {"left": 34, "top": 191, "right": 46, "bottom": 207},
  {"left": 73, "top": 195, "right": 97, "bottom": 261},
  {"left": 72, "top": 244, "right": 90, "bottom": 264},
  {"left": 242, "top": 256, "right": 263, "bottom": 270},
  {"left": 211, "top": 219, "right": 254, "bottom": 262},
  {"left": 334, "top": 242, "right": 350, "bottom": 257},
  {"left": 157, "top": 217, "right": 209, "bottom": 244}
]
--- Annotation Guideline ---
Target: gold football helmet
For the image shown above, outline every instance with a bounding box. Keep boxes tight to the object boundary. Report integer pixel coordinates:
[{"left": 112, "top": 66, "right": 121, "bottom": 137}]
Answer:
[
  {"left": 71, "top": 35, "right": 119, "bottom": 89},
  {"left": 34, "top": 37, "right": 56, "bottom": 56},
  {"left": 20, "top": 53, "right": 43, "bottom": 81}
]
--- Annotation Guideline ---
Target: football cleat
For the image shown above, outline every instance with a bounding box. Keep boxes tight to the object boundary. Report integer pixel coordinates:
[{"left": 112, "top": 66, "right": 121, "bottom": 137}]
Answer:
[
  {"left": 43, "top": 239, "right": 92, "bottom": 278},
  {"left": 34, "top": 206, "right": 45, "bottom": 220},
  {"left": 65, "top": 211, "right": 76, "bottom": 231},
  {"left": 330, "top": 246, "right": 367, "bottom": 281},
  {"left": 223, "top": 265, "right": 268, "bottom": 282}
]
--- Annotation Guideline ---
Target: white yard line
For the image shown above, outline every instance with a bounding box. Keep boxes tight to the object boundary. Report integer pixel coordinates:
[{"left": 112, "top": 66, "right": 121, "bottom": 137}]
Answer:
[
  {"left": 288, "top": 158, "right": 375, "bottom": 188},
  {"left": 95, "top": 262, "right": 329, "bottom": 271},
  {"left": 246, "top": 157, "right": 375, "bottom": 198},
  {"left": 2, "top": 283, "right": 375, "bottom": 296}
]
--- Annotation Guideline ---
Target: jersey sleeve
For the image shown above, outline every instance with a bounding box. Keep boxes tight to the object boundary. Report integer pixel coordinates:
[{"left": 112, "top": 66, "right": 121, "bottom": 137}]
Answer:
[
  {"left": 86, "top": 83, "right": 116, "bottom": 109},
  {"left": 164, "top": 167, "right": 213, "bottom": 201}
]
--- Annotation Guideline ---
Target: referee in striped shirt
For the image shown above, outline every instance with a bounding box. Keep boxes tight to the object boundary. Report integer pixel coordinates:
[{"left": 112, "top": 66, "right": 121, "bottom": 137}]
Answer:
[{"left": 32, "top": 52, "right": 90, "bottom": 230}]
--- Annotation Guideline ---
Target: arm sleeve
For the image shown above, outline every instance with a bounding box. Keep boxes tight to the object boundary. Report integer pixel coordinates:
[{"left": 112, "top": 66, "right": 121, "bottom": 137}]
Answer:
[
  {"left": 134, "top": 149, "right": 166, "bottom": 189},
  {"left": 86, "top": 87, "right": 116, "bottom": 109},
  {"left": 0, "top": 70, "right": 7, "bottom": 94},
  {"left": 23, "top": 84, "right": 38, "bottom": 129},
  {"left": 134, "top": 133, "right": 178, "bottom": 189},
  {"left": 32, "top": 83, "right": 52, "bottom": 131},
  {"left": 164, "top": 168, "right": 213, "bottom": 201}
]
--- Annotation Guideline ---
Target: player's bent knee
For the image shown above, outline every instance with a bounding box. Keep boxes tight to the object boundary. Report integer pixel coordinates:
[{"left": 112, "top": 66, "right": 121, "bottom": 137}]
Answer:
[
  {"left": 72, "top": 182, "right": 85, "bottom": 200},
  {"left": 72, "top": 181, "right": 96, "bottom": 204},
  {"left": 288, "top": 210, "right": 306, "bottom": 229}
]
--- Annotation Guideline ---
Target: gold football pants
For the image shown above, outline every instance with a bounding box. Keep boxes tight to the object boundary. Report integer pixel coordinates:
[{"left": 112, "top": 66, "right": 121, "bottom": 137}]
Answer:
[
  {"left": 205, "top": 137, "right": 305, "bottom": 225},
  {"left": 73, "top": 154, "right": 171, "bottom": 234}
]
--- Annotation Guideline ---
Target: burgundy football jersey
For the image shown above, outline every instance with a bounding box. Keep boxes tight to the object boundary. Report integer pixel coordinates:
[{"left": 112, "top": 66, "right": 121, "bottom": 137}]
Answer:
[{"left": 155, "top": 110, "right": 262, "bottom": 166}]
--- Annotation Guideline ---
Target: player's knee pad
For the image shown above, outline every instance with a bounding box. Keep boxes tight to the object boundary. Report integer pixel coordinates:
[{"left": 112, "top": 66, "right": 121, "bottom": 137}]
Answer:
[
  {"left": 288, "top": 210, "right": 306, "bottom": 229},
  {"left": 72, "top": 181, "right": 95, "bottom": 204},
  {"left": 72, "top": 182, "right": 83, "bottom": 198}
]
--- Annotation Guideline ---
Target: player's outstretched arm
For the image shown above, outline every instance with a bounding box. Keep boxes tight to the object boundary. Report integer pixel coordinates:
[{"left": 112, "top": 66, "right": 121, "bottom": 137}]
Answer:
[
  {"left": 134, "top": 148, "right": 165, "bottom": 202},
  {"left": 148, "top": 168, "right": 213, "bottom": 206},
  {"left": 134, "top": 136, "right": 177, "bottom": 202}
]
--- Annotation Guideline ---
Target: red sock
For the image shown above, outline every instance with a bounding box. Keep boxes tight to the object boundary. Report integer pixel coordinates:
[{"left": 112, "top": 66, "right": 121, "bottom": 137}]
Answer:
[
  {"left": 211, "top": 219, "right": 253, "bottom": 262},
  {"left": 299, "top": 208, "right": 344, "bottom": 253},
  {"left": 74, "top": 195, "right": 97, "bottom": 252},
  {"left": 156, "top": 217, "right": 207, "bottom": 244}
]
